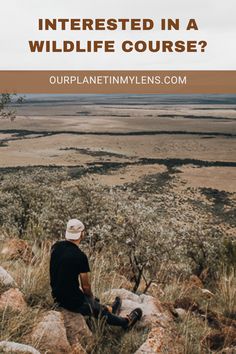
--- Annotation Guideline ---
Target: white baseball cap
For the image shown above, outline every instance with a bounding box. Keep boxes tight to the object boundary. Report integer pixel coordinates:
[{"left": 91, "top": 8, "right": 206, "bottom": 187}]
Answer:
[{"left": 65, "top": 219, "right": 85, "bottom": 240}]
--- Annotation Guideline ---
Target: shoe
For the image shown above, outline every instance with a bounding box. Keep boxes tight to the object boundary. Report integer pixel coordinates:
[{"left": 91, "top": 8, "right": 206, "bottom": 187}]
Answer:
[
  {"left": 112, "top": 296, "right": 122, "bottom": 315},
  {"left": 125, "top": 307, "right": 143, "bottom": 329}
]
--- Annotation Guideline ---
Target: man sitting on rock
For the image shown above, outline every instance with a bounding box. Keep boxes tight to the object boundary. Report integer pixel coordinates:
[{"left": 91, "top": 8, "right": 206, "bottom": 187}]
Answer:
[{"left": 50, "top": 218, "right": 142, "bottom": 330}]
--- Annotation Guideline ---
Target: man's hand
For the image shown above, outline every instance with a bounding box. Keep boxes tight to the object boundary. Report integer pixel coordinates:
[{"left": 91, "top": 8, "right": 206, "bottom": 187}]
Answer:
[{"left": 80, "top": 272, "right": 94, "bottom": 298}]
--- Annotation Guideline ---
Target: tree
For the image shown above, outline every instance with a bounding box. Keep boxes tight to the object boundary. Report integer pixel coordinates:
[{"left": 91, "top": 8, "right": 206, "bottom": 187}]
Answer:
[{"left": 0, "top": 93, "right": 23, "bottom": 121}]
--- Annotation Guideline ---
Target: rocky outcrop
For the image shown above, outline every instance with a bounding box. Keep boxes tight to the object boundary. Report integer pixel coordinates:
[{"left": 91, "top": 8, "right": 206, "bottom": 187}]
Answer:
[
  {"left": 104, "top": 288, "right": 171, "bottom": 329},
  {"left": 174, "top": 296, "right": 236, "bottom": 330},
  {"left": 0, "top": 341, "right": 40, "bottom": 354},
  {"left": 174, "top": 308, "right": 188, "bottom": 320},
  {"left": 135, "top": 327, "right": 178, "bottom": 354},
  {"left": 0, "top": 266, "right": 15, "bottom": 288},
  {"left": 103, "top": 288, "right": 180, "bottom": 353},
  {"left": 60, "top": 308, "right": 94, "bottom": 352},
  {"left": 1, "top": 238, "right": 34, "bottom": 263},
  {"left": 0, "top": 288, "right": 27, "bottom": 312},
  {"left": 204, "top": 327, "right": 236, "bottom": 351},
  {"left": 30, "top": 310, "right": 72, "bottom": 354}
]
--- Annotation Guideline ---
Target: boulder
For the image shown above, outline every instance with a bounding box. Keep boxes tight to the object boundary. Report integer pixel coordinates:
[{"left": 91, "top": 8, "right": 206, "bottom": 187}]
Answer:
[
  {"left": 175, "top": 308, "right": 188, "bottom": 321},
  {"left": 0, "top": 288, "right": 27, "bottom": 312},
  {"left": 0, "top": 266, "right": 16, "bottom": 288},
  {"left": 204, "top": 330, "right": 226, "bottom": 351},
  {"left": 1, "top": 238, "right": 34, "bottom": 263},
  {"left": 135, "top": 327, "right": 177, "bottom": 354},
  {"left": 174, "top": 298, "right": 236, "bottom": 331},
  {"left": 161, "top": 302, "right": 179, "bottom": 319},
  {"left": 60, "top": 308, "right": 94, "bottom": 351},
  {"left": 103, "top": 288, "right": 171, "bottom": 329},
  {"left": 103, "top": 289, "right": 182, "bottom": 353},
  {"left": 0, "top": 341, "right": 40, "bottom": 354},
  {"left": 30, "top": 310, "right": 72, "bottom": 353}
]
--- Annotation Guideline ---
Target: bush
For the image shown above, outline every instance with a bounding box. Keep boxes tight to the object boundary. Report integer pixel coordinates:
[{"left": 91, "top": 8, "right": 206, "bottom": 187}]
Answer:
[{"left": 0, "top": 169, "right": 230, "bottom": 291}]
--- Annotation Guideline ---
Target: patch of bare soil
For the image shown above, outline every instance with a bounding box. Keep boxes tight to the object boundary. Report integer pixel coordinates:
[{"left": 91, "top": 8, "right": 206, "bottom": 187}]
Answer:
[{"left": 179, "top": 166, "right": 236, "bottom": 193}]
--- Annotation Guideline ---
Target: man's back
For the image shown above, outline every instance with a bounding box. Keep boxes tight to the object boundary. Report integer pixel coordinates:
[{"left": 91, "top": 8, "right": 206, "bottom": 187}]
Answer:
[{"left": 50, "top": 240, "right": 90, "bottom": 310}]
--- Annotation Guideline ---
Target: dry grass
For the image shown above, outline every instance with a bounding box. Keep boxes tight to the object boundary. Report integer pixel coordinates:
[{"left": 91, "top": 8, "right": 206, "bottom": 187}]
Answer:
[
  {"left": 160, "top": 277, "right": 189, "bottom": 303},
  {"left": 177, "top": 313, "right": 211, "bottom": 354},
  {"left": 1, "top": 243, "right": 52, "bottom": 308},
  {"left": 0, "top": 307, "right": 43, "bottom": 343},
  {"left": 1, "top": 245, "right": 236, "bottom": 353},
  {"left": 214, "top": 267, "right": 236, "bottom": 318},
  {"left": 88, "top": 314, "right": 147, "bottom": 354},
  {"left": 0, "top": 242, "right": 146, "bottom": 353},
  {"left": 1, "top": 235, "right": 236, "bottom": 353},
  {"left": 161, "top": 267, "right": 236, "bottom": 354}
]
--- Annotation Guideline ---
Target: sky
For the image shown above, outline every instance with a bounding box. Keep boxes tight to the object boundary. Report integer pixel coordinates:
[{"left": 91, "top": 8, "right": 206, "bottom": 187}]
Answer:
[{"left": 0, "top": 0, "right": 235, "bottom": 70}]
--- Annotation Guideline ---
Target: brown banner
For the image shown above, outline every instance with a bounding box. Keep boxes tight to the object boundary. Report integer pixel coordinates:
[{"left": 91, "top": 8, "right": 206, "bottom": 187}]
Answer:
[{"left": 0, "top": 70, "right": 235, "bottom": 94}]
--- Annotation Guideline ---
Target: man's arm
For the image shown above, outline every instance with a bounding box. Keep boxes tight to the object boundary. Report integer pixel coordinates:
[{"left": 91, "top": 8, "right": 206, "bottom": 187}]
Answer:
[{"left": 80, "top": 272, "right": 94, "bottom": 298}]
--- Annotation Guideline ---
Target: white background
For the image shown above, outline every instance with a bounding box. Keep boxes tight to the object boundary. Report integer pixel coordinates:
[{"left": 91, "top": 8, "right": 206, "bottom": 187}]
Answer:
[{"left": 0, "top": 0, "right": 235, "bottom": 70}]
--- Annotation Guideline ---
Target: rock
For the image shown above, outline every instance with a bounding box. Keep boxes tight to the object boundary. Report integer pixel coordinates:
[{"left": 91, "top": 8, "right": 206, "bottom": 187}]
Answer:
[
  {"left": 103, "top": 288, "right": 171, "bottom": 329},
  {"left": 1, "top": 238, "right": 34, "bottom": 263},
  {"left": 222, "top": 327, "right": 236, "bottom": 347},
  {"left": 0, "top": 288, "right": 27, "bottom": 312},
  {"left": 30, "top": 310, "right": 72, "bottom": 353},
  {"left": 60, "top": 308, "right": 94, "bottom": 351},
  {"left": 207, "top": 311, "right": 236, "bottom": 330},
  {"left": 204, "top": 330, "right": 226, "bottom": 351},
  {"left": 204, "top": 327, "right": 236, "bottom": 351},
  {"left": 175, "top": 308, "right": 188, "bottom": 320},
  {"left": 0, "top": 266, "right": 16, "bottom": 287},
  {"left": 175, "top": 300, "right": 236, "bottom": 331},
  {"left": 161, "top": 302, "right": 179, "bottom": 319},
  {"left": 104, "top": 290, "right": 180, "bottom": 353},
  {"left": 135, "top": 327, "right": 176, "bottom": 354},
  {"left": 0, "top": 341, "right": 40, "bottom": 354}
]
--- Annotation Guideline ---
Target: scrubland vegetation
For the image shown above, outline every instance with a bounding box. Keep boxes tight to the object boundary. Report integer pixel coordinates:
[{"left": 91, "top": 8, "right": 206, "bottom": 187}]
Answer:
[{"left": 0, "top": 167, "right": 235, "bottom": 353}]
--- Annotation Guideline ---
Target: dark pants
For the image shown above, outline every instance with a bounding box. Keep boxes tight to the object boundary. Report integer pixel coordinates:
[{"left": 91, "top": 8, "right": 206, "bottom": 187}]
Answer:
[{"left": 74, "top": 296, "right": 128, "bottom": 329}]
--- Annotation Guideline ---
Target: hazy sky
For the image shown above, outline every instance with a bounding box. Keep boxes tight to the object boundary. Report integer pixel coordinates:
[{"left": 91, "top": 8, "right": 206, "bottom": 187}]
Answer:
[{"left": 0, "top": 0, "right": 235, "bottom": 69}]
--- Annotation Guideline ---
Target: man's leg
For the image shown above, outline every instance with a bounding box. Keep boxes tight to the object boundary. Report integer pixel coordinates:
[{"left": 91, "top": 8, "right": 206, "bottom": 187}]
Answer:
[
  {"left": 100, "top": 307, "right": 129, "bottom": 328},
  {"left": 76, "top": 296, "right": 142, "bottom": 329},
  {"left": 89, "top": 297, "right": 144, "bottom": 329},
  {"left": 77, "top": 296, "right": 128, "bottom": 328}
]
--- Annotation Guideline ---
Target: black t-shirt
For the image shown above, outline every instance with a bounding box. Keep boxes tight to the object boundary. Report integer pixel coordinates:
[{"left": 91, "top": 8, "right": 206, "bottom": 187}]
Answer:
[{"left": 50, "top": 240, "right": 90, "bottom": 310}]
